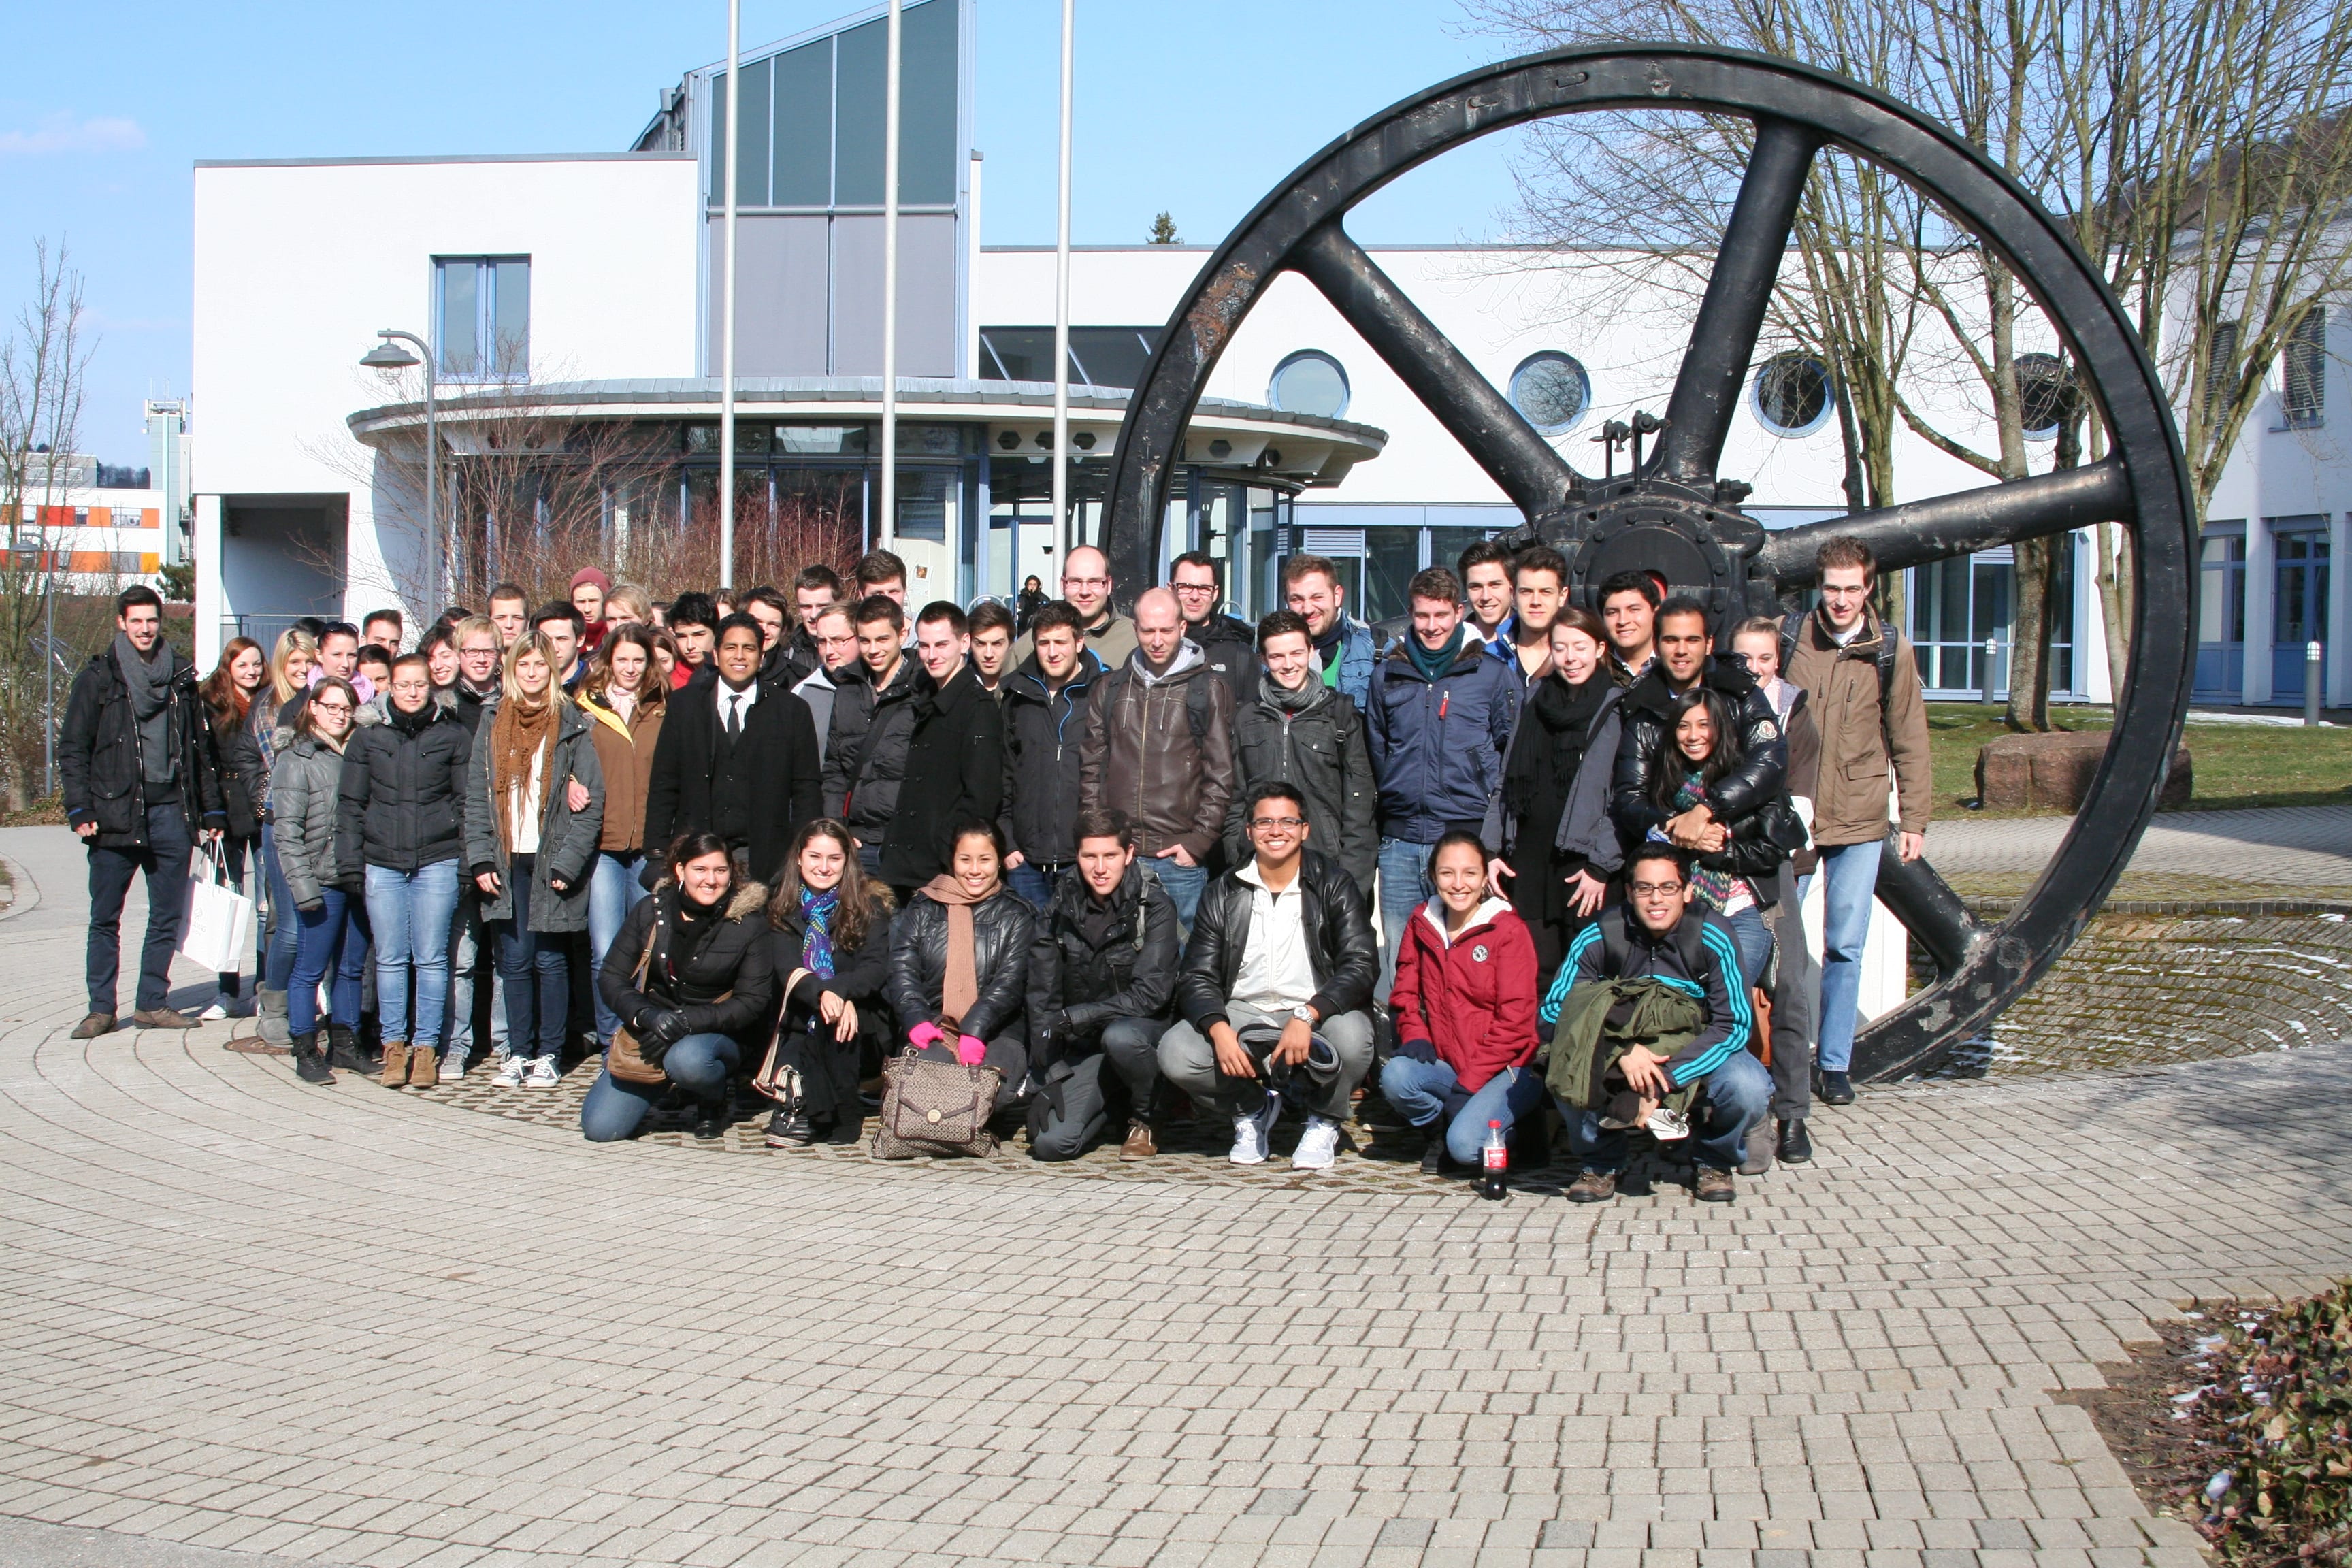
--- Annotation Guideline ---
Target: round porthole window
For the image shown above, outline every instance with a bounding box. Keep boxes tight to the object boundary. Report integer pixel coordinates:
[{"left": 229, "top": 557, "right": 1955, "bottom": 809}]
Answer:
[
  {"left": 1509, "top": 351, "right": 1591, "bottom": 435},
  {"left": 1752, "top": 353, "right": 1835, "bottom": 436},
  {"left": 1268, "top": 350, "right": 1350, "bottom": 418}
]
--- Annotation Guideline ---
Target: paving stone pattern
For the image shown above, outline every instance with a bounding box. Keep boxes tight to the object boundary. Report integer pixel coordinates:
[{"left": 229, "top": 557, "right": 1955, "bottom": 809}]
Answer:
[
  {"left": 1925, "top": 804, "right": 2352, "bottom": 887},
  {"left": 4, "top": 827, "right": 2352, "bottom": 1568}
]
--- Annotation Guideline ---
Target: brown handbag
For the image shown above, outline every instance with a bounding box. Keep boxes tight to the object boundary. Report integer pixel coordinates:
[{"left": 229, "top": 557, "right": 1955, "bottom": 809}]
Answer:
[
  {"left": 606, "top": 926, "right": 666, "bottom": 1084},
  {"left": 869, "top": 1048, "right": 1004, "bottom": 1159}
]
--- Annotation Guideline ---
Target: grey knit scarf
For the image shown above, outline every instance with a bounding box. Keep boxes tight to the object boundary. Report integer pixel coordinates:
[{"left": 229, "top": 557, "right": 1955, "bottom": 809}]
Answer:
[{"left": 114, "top": 633, "right": 178, "bottom": 787}]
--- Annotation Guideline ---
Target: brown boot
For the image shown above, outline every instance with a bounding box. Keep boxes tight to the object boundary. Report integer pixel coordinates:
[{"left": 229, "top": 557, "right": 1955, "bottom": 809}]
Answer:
[
  {"left": 408, "top": 1046, "right": 439, "bottom": 1088},
  {"left": 378, "top": 1040, "right": 410, "bottom": 1087},
  {"left": 1566, "top": 1171, "right": 1619, "bottom": 1204},
  {"left": 1119, "top": 1120, "right": 1158, "bottom": 1161},
  {"left": 69, "top": 1012, "right": 116, "bottom": 1039}
]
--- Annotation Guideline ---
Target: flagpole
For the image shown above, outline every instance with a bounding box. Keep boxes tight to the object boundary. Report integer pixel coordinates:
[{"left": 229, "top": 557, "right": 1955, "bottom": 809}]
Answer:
[
  {"left": 879, "top": 0, "right": 903, "bottom": 549},
  {"left": 718, "top": 0, "right": 741, "bottom": 589},
  {"left": 1051, "top": 0, "right": 1074, "bottom": 572}
]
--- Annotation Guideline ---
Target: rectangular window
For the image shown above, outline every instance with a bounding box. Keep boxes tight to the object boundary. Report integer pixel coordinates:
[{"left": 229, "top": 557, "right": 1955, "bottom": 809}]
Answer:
[
  {"left": 2284, "top": 307, "right": 2325, "bottom": 428},
  {"left": 435, "top": 256, "right": 529, "bottom": 380},
  {"left": 979, "top": 326, "right": 1161, "bottom": 387}
]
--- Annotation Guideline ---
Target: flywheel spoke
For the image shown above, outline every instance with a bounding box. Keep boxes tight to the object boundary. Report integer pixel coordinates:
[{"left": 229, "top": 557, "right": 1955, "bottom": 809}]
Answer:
[
  {"left": 1872, "top": 845, "right": 1989, "bottom": 982},
  {"left": 1292, "top": 223, "right": 1586, "bottom": 517},
  {"left": 1757, "top": 457, "right": 2136, "bottom": 587},
  {"left": 1656, "top": 116, "right": 1825, "bottom": 485}
]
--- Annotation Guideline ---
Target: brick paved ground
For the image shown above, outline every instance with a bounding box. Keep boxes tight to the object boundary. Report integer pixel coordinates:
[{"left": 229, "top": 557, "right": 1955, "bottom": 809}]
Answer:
[
  {"left": 1927, "top": 804, "right": 2352, "bottom": 903},
  {"left": 5, "top": 826, "right": 2351, "bottom": 1568}
]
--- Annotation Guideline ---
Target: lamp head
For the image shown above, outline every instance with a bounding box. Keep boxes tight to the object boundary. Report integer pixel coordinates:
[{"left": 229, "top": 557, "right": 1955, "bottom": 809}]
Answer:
[{"left": 360, "top": 340, "right": 421, "bottom": 370}]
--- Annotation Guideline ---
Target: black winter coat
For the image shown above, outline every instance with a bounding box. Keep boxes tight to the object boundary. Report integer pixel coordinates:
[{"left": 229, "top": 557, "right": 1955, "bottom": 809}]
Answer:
[
  {"left": 1610, "top": 657, "right": 1788, "bottom": 846},
  {"left": 998, "top": 651, "right": 1103, "bottom": 868},
  {"left": 597, "top": 880, "right": 777, "bottom": 1039},
  {"left": 770, "top": 887, "right": 897, "bottom": 1028},
  {"left": 334, "top": 702, "right": 472, "bottom": 873},
  {"left": 1223, "top": 679, "right": 1377, "bottom": 896},
  {"left": 886, "top": 888, "right": 1035, "bottom": 1043},
  {"left": 822, "top": 655, "right": 921, "bottom": 840},
  {"left": 59, "top": 644, "right": 225, "bottom": 849},
  {"left": 1177, "top": 849, "right": 1378, "bottom": 1035},
  {"left": 208, "top": 707, "right": 264, "bottom": 843},
  {"left": 642, "top": 674, "right": 823, "bottom": 887},
  {"left": 879, "top": 665, "right": 1005, "bottom": 888},
  {"left": 1026, "top": 863, "right": 1180, "bottom": 1047},
  {"left": 1187, "top": 612, "right": 1258, "bottom": 709}
]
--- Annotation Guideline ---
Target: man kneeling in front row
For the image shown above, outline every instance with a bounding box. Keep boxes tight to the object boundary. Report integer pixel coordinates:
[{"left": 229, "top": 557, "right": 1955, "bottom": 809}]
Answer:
[
  {"left": 1159, "top": 781, "right": 1378, "bottom": 1169},
  {"left": 1539, "top": 843, "right": 1771, "bottom": 1203}
]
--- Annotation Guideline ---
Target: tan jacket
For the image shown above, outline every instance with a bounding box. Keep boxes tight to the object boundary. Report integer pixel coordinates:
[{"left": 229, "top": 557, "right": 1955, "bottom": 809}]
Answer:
[
  {"left": 1783, "top": 608, "right": 1932, "bottom": 844},
  {"left": 580, "top": 692, "right": 665, "bottom": 854},
  {"left": 1013, "top": 610, "right": 1137, "bottom": 672}
]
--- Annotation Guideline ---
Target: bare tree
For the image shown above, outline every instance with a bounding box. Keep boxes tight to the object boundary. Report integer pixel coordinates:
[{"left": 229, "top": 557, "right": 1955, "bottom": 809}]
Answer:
[{"left": 0, "top": 240, "right": 98, "bottom": 806}]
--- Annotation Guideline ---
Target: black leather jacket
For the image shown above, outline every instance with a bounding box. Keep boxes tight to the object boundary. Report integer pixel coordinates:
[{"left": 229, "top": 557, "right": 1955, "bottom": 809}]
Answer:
[
  {"left": 885, "top": 887, "right": 1036, "bottom": 1043},
  {"left": 1027, "top": 863, "right": 1181, "bottom": 1045},
  {"left": 1610, "top": 657, "right": 1788, "bottom": 847},
  {"left": 1176, "top": 849, "right": 1378, "bottom": 1035}
]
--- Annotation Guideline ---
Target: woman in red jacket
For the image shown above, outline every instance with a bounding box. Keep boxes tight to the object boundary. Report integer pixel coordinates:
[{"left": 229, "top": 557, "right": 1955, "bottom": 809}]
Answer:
[{"left": 1380, "top": 829, "right": 1544, "bottom": 1173}]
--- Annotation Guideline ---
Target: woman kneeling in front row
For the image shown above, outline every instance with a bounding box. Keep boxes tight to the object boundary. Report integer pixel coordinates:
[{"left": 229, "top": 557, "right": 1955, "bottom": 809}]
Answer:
[
  {"left": 584, "top": 831, "right": 774, "bottom": 1142},
  {"left": 764, "top": 818, "right": 897, "bottom": 1147},
  {"left": 885, "top": 819, "right": 1034, "bottom": 1114}
]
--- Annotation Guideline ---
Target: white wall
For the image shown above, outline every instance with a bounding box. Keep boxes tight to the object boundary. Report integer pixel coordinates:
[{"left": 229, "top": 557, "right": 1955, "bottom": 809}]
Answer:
[{"left": 192, "top": 154, "right": 700, "bottom": 659}]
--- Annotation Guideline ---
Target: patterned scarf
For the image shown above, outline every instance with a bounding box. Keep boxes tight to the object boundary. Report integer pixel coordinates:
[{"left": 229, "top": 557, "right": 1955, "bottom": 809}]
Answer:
[
  {"left": 490, "top": 696, "right": 555, "bottom": 854},
  {"left": 799, "top": 886, "right": 839, "bottom": 979},
  {"left": 1667, "top": 772, "right": 1752, "bottom": 913}
]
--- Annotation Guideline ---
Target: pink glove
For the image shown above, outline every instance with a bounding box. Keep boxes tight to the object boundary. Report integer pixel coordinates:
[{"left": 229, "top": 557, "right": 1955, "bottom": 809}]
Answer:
[
  {"left": 956, "top": 1034, "right": 987, "bottom": 1066},
  {"left": 906, "top": 1020, "right": 945, "bottom": 1049}
]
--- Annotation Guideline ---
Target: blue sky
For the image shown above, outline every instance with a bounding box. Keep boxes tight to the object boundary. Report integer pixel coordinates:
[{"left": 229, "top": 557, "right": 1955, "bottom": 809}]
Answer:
[{"left": 1, "top": 0, "right": 1535, "bottom": 467}]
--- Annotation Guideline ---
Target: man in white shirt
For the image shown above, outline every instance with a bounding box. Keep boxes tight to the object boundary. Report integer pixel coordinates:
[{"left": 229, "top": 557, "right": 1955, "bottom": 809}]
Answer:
[{"left": 1157, "top": 781, "right": 1378, "bottom": 1170}]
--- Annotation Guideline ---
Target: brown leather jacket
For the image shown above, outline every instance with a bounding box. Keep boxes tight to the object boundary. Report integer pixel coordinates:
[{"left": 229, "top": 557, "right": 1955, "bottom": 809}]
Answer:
[
  {"left": 1782, "top": 608, "right": 1931, "bottom": 845},
  {"left": 1077, "top": 643, "right": 1237, "bottom": 861},
  {"left": 580, "top": 691, "right": 665, "bottom": 855}
]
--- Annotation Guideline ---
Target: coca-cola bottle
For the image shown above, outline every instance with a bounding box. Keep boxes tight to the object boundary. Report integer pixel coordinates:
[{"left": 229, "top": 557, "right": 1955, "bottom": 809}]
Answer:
[{"left": 1479, "top": 1119, "right": 1508, "bottom": 1200}]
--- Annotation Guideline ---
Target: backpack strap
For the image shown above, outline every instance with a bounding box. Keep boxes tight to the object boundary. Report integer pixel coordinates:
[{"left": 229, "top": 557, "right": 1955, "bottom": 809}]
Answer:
[
  {"left": 1184, "top": 674, "right": 1214, "bottom": 746},
  {"left": 1786, "top": 606, "right": 1902, "bottom": 754},
  {"left": 1599, "top": 905, "right": 1631, "bottom": 979}
]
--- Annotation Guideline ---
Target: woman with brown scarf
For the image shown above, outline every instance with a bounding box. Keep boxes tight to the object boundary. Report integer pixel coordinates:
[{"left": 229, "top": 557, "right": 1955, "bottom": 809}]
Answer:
[
  {"left": 462, "top": 630, "right": 604, "bottom": 1088},
  {"left": 883, "top": 819, "right": 1036, "bottom": 1114}
]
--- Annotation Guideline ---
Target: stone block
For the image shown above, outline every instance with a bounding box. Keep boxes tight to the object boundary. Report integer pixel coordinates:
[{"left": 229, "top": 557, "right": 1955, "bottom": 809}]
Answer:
[{"left": 1974, "top": 730, "right": 2190, "bottom": 813}]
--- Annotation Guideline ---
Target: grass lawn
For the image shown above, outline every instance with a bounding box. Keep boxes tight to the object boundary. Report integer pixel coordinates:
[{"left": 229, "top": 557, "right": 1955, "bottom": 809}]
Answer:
[{"left": 1926, "top": 702, "right": 2352, "bottom": 816}]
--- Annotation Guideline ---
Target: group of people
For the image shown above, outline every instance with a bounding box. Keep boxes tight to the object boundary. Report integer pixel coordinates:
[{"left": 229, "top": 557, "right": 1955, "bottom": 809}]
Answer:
[{"left": 60, "top": 527, "right": 1930, "bottom": 1200}]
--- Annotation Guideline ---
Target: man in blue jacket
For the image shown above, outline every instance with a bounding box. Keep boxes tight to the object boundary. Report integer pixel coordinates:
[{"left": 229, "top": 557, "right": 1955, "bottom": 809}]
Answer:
[
  {"left": 1365, "top": 566, "right": 1516, "bottom": 999},
  {"left": 1539, "top": 844, "right": 1771, "bottom": 1203}
]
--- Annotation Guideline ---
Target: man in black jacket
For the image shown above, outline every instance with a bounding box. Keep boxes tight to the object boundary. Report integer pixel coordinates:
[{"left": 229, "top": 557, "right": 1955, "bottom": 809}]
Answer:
[
  {"left": 1609, "top": 595, "right": 1787, "bottom": 853},
  {"left": 61, "top": 585, "right": 227, "bottom": 1035},
  {"left": 1169, "top": 551, "right": 1256, "bottom": 710},
  {"left": 823, "top": 595, "right": 921, "bottom": 879},
  {"left": 642, "top": 613, "right": 823, "bottom": 887},
  {"left": 1224, "top": 609, "right": 1377, "bottom": 896},
  {"left": 1158, "top": 781, "right": 1378, "bottom": 1171},
  {"left": 1026, "top": 808, "right": 1181, "bottom": 1163},
  {"left": 877, "top": 602, "right": 1006, "bottom": 895},
  {"left": 999, "top": 600, "right": 1102, "bottom": 909}
]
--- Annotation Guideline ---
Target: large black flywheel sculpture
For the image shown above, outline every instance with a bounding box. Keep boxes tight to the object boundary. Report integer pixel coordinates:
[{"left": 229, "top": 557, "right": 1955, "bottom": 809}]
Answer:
[{"left": 1100, "top": 44, "right": 2196, "bottom": 1081}]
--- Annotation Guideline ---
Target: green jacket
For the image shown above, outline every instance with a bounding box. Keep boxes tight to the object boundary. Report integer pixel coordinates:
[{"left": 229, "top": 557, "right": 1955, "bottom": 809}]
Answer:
[{"left": 1544, "top": 976, "right": 1706, "bottom": 1117}]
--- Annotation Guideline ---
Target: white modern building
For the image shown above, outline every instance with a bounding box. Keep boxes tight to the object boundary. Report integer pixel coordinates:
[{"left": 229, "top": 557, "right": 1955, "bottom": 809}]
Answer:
[{"left": 188, "top": 0, "right": 2340, "bottom": 708}]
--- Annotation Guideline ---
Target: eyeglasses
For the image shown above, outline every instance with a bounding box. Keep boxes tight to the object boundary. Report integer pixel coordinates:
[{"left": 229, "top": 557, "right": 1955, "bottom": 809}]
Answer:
[
  {"left": 1171, "top": 581, "right": 1217, "bottom": 595},
  {"left": 1629, "top": 880, "right": 1685, "bottom": 897},
  {"left": 1063, "top": 576, "right": 1110, "bottom": 591},
  {"left": 312, "top": 700, "right": 353, "bottom": 715},
  {"left": 1250, "top": 816, "right": 1305, "bottom": 831}
]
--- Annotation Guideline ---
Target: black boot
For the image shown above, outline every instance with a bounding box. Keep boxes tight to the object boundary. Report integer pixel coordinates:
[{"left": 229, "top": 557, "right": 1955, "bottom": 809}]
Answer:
[
  {"left": 327, "top": 1022, "right": 376, "bottom": 1073},
  {"left": 291, "top": 1031, "right": 334, "bottom": 1085},
  {"left": 1419, "top": 1127, "right": 1450, "bottom": 1175},
  {"left": 1776, "top": 1117, "right": 1814, "bottom": 1164}
]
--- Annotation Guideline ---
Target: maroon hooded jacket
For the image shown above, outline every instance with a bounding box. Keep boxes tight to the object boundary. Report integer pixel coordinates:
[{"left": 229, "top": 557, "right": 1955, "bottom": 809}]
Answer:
[{"left": 1388, "top": 896, "right": 1541, "bottom": 1092}]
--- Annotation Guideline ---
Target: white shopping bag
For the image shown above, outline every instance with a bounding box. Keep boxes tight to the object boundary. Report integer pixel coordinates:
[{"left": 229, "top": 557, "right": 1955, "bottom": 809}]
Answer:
[{"left": 180, "top": 843, "right": 257, "bottom": 975}]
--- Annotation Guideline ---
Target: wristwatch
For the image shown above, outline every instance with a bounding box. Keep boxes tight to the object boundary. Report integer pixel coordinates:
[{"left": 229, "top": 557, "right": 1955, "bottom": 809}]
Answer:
[{"left": 1290, "top": 1004, "right": 1315, "bottom": 1024}]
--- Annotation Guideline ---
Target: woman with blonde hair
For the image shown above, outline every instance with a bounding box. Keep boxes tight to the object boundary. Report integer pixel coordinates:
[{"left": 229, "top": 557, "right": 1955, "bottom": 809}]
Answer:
[
  {"left": 250, "top": 627, "right": 318, "bottom": 1040},
  {"left": 602, "top": 582, "right": 653, "bottom": 629},
  {"left": 577, "top": 623, "right": 666, "bottom": 1049},
  {"left": 464, "top": 630, "right": 604, "bottom": 1087}
]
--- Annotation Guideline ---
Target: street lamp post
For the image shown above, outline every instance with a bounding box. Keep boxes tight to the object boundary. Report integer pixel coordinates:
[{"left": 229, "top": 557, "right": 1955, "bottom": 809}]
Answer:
[{"left": 359, "top": 330, "right": 441, "bottom": 612}]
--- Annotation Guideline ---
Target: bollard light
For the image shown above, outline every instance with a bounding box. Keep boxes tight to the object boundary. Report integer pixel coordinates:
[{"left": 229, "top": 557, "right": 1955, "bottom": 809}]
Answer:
[{"left": 2307, "top": 640, "right": 2324, "bottom": 726}]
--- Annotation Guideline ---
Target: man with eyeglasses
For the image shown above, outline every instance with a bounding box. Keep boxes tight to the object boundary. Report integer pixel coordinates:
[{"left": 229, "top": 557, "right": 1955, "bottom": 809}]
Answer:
[
  {"left": 791, "top": 604, "right": 862, "bottom": 762},
  {"left": 1158, "top": 781, "right": 1377, "bottom": 1171},
  {"left": 1013, "top": 545, "right": 1137, "bottom": 670},
  {"left": 1167, "top": 550, "right": 1255, "bottom": 708},
  {"left": 1537, "top": 844, "right": 1770, "bottom": 1205},
  {"left": 443, "top": 614, "right": 510, "bottom": 1069}
]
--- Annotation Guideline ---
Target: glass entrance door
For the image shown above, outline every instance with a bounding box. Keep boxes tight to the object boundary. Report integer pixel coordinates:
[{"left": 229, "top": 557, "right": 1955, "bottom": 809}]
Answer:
[
  {"left": 2271, "top": 525, "right": 2330, "bottom": 701},
  {"left": 2195, "top": 530, "right": 2247, "bottom": 700}
]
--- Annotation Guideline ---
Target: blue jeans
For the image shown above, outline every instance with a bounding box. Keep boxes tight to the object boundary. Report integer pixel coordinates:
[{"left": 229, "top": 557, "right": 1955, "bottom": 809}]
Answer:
[
  {"left": 446, "top": 893, "right": 506, "bottom": 1058},
  {"left": 259, "top": 824, "right": 299, "bottom": 993},
  {"left": 1377, "top": 836, "right": 1436, "bottom": 1001},
  {"left": 587, "top": 850, "right": 649, "bottom": 1045},
  {"left": 579, "top": 1032, "right": 740, "bottom": 1141},
  {"left": 289, "top": 888, "right": 371, "bottom": 1036},
  {"left": 1802, "top": 839, "right": 1882, "bottom": 1073},
  {"left": 495, "top": 855, "right": 570, "bottom": 1062},
  {"left": 1559, "top": 1048, "right": 1772, "bottom": 1175},
  {"left": 364, "top": 860, "right": 462, "bottom": 1050},
  {"left": 1379, "top": 1057, "right": 1547, "bottom": 1165},
  {"left": 1716, "top": 903, "right": 1772, "bottom": 994},
  {"left": 1145, "top": 857, "right": 1207, "bottom": 932},
  {"left": 1007, "top": 860, "right": 1065, "bottom": 911},
  {"left": 84, "top": 801, "right": 194, "bottom": 1015}
]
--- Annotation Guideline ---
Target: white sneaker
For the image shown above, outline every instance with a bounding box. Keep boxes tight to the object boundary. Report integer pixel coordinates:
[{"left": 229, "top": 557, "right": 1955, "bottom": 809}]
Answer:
[
  {"left": 197, "top": 1001, "right": 229, "bottom": 1022},
  {"left": 491, "top": 1056, "right": 526, "bottom": 1088},
  {"left": 523, "top": 1057, "right": 560, "bottom": 1088},
  {"left": 438, "top": 1053, "right": 467, "bottom": 1083},
  {"left": 1292, "top": 1115, "right": 1342, "bottom": 1170},
  {"left": 1228, "top": 1089, "right": 1281, "bottom": 1165}
]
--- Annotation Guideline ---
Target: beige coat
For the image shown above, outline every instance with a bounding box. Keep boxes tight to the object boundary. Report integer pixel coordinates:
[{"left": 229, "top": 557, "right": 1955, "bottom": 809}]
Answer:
[{"left": 1783, "top": 608, "right": 1933, "bottom": 845}]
